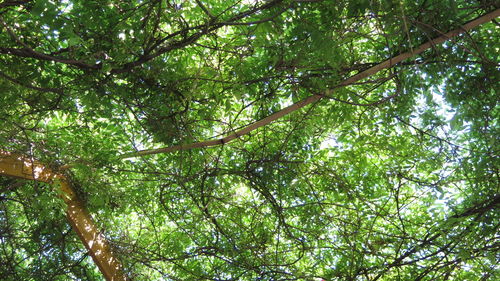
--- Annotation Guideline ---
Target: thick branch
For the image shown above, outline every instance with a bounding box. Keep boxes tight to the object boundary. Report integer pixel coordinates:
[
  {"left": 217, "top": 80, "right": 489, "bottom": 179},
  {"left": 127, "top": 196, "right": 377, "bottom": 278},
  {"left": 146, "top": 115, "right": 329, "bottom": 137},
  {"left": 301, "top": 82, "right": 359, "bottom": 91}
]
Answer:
[
  {"left": 112, "top": 0, "right": 286, "bottom": 74},
  {"left": 0, "top": 70, "right": 63, "bottom": 94},
  {"left": 0, "top": 151, "right": 127, "bottom": 281},
  {"left": 0, "top": 47, "right": 99, "bottom": 69},
  {"left": 0, "top": 0, "right": 31, "bottom": 9},
  {"left": 1, "top": 0, "right": 285, "bottom": 73},
  {"left": 120, "top": 9, "right": 500, "bottom": 159}
]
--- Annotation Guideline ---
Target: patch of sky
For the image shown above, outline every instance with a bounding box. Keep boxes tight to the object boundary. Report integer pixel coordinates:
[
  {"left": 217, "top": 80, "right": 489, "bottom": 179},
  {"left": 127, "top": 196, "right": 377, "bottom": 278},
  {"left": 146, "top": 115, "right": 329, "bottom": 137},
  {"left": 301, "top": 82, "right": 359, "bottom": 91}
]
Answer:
[{"left": 61, "top": 0, "right": 73, "bottom": 13}]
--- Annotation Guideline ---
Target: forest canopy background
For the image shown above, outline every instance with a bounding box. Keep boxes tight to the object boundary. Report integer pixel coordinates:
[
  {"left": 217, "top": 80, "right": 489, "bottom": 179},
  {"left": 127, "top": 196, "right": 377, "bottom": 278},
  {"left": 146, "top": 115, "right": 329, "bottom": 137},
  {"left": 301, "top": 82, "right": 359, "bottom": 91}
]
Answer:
[{"left": 0, "top": 0, "right": 499, "bottom": 280}]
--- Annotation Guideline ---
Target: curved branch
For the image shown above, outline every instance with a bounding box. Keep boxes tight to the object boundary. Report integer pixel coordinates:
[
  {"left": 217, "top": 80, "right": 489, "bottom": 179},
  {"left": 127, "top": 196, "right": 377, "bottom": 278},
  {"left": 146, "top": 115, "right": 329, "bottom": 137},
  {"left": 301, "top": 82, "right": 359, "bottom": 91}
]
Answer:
[
  {"left": 112, "top": 0, "right": 286, "bottom": 74},
  {"left": 1, "top": 0, "right": 286, "bottom": 73},
  {"left": 120, "top": 8, "right": 500, "bottom": 159},
  {"left": 0, "top": 151, "right": 127, "bottom": 281}
]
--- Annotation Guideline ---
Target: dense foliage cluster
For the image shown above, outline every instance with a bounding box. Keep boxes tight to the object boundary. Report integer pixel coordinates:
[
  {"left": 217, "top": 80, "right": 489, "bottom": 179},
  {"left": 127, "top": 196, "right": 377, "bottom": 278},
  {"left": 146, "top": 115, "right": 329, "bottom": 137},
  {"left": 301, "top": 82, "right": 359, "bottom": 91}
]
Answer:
[{"left": 0, "top": 0, "right": 498, "bottom": 280}]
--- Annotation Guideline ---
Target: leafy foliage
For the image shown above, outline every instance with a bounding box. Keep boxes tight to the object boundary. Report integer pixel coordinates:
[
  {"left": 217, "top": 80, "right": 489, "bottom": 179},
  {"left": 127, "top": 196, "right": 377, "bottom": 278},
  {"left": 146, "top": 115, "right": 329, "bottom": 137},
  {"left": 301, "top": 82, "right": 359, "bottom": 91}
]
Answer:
[{"left": 0, "top": 0, "right": 498, "bottom": 280}]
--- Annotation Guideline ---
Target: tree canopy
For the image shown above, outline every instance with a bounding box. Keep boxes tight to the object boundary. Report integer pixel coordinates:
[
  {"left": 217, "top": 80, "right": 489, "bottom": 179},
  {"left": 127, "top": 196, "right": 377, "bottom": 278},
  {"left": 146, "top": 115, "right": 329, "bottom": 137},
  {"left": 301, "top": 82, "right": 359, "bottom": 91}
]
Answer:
[{"left": 0, "top": 0, "right": 499, "bottom": 280}]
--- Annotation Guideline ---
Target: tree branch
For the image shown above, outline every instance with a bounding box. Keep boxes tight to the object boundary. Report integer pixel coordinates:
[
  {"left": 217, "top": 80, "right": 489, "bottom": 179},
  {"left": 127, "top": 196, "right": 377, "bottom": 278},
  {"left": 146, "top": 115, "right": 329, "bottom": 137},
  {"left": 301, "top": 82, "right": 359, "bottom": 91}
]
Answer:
[
  {"left": 0, "top": 70, "right": 64, "bottom": 94},
  {"left": 119, "top": 8, "right": 500, "bottom": 159},
  {"left": 0, "top": 0, "right": 31, "bottom": 9},
  {"left": 1, "top": 0, "right": 286, "bottom": 73},
  {"left": 111, "top": 0, "right": 286, "bottom": 74},
  {"left": 0, "top": 47, "right": 99, "bottom": 69}
]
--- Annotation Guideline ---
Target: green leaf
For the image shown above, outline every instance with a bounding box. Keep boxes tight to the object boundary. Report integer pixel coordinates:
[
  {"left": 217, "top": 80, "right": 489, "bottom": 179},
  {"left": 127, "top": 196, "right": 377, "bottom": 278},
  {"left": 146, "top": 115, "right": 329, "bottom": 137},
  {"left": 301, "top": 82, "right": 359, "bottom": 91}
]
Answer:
[
  {"left": 32, "top": 0, "right": 47, "bottom": 16},
  {"left": 450, "top": 113, "right": 463, "bottom": 131}
]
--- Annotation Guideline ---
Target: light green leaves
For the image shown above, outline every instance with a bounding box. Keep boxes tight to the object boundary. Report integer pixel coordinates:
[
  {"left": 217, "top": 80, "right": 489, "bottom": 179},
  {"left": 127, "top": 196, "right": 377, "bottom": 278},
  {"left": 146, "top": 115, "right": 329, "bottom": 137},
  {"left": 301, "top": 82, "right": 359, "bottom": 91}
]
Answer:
[{"left": 0, "top": 1, "right": 498, "bottom": 280}]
